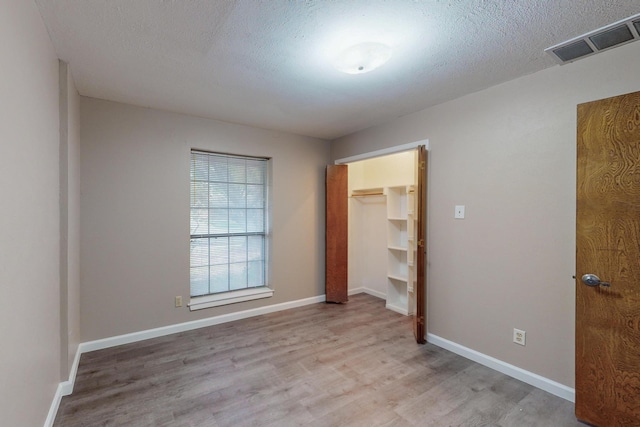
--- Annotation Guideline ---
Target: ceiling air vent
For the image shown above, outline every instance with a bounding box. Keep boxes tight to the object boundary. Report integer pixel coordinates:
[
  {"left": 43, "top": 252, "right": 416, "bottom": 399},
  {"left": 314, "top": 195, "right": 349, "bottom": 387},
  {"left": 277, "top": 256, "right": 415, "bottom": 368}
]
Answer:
[{"left": 546, "top": 13, "right": 640, "bottom": 64}]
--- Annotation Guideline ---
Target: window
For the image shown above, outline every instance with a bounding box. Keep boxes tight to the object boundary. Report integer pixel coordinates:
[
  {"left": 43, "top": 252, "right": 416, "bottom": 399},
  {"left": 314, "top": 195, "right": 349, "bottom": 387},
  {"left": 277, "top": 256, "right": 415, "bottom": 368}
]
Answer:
[{"left": 189, "top": 150, "right": 271, "bottom": 309}]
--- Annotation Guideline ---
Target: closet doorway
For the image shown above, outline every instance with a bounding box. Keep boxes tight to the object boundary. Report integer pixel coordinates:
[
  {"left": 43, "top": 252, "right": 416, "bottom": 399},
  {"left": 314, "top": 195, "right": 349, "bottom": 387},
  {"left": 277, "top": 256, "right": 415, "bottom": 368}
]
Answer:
[{"left": 326, "top": 144, "right": 427, "bottom": 344}]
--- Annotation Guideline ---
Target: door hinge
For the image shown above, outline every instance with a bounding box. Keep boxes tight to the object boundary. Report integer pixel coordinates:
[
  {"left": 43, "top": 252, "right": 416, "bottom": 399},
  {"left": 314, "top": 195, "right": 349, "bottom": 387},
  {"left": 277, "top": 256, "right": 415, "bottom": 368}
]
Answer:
[
  {"left": 418, "top": 239, "right": 425, "bottom": 247},
  {"left": 419, "top": 161, "right": 425, "bottom": 170}
]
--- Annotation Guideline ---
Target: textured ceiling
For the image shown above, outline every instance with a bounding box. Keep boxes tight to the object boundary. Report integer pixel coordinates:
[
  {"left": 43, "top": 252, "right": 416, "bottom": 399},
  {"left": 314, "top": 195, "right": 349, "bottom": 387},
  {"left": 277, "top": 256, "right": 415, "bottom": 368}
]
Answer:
[{"left": 35, "top": 0, "right": 640, "bottom": 140}]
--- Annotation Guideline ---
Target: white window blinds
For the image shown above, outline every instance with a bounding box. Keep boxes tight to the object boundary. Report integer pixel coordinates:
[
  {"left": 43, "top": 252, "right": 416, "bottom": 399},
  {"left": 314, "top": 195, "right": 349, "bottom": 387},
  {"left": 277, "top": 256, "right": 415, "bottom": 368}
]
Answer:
[{"left": 190, "top": 151, "right": 267, "bottom": 297}]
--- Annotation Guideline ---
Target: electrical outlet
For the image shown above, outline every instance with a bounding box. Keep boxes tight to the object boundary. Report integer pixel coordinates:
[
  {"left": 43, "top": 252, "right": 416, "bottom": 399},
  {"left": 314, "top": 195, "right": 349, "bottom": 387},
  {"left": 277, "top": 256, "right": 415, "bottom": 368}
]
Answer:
[
  {"left": 513, "top": 328, "right": 526, "bottom": 346},
  {"left": 175, "top": 296, "right": 183, "bottom": 307}
]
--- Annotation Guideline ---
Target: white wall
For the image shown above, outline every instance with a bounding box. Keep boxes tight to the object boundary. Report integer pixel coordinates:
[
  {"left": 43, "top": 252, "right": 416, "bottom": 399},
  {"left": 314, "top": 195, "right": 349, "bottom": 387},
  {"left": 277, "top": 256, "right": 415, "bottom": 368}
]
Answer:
[
  {"left": 332, "top": 40, "right": 640, "bottom": 388},
  {"left": 0, "top": 0, "right": 63, "bottom": 425},
  {"left": 349, "top": 196, "right": 387, "bottom": 296},
  {"left": 80, "top": 97, "right": 331, "bottom": 341},
  {"left": 349, "top": 151, "right": 416, "bottom": 190}
]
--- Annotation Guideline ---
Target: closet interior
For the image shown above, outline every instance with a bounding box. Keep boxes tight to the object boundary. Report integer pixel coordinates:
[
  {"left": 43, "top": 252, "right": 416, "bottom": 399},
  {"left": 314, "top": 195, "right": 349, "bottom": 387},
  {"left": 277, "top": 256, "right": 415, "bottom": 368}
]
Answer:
[{"left": 347, "top": 150, "right": 417, "bottom": 315}]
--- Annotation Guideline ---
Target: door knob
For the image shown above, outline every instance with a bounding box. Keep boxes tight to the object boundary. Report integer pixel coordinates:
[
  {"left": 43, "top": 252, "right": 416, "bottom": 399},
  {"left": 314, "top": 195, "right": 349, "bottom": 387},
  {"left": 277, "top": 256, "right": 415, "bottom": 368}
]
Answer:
[{"left": 581, "top": 274, "right": 611, "bottom": 287}]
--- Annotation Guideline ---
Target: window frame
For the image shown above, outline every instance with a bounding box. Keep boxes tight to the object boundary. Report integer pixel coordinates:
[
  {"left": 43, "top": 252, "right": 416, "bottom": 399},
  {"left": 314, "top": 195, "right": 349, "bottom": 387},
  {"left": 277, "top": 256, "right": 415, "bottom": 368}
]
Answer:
[{"left": 188, "top": 149, "right": 272, "bottom": 311}]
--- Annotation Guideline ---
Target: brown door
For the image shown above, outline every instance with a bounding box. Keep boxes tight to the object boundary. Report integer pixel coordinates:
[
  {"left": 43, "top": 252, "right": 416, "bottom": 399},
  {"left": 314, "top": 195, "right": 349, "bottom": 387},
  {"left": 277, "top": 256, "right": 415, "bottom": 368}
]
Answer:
[
  {"left": 326, "top": 165, "right": 348, "bottom": 303},
  {"left": 576, "top": 91, "right": 640, "bottom": 426},
  {"left": 414, "top": 146, "right": 427, "bottom": 344}
]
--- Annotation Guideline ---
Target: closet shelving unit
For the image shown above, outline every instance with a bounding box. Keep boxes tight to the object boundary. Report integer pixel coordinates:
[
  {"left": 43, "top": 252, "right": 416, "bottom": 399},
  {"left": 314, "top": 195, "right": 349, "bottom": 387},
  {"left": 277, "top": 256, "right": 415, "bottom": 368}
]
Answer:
[{"left": 385, "top": 185, "right": 416, "bottom": 315}]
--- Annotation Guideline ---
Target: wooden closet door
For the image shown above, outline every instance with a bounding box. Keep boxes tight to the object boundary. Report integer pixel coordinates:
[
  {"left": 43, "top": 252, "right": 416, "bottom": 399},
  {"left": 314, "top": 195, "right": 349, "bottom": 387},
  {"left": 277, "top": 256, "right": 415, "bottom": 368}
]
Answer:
[
  {"left": 326, "top": 165, "right": 348, "bottom": 303},
  {"left": 414, "top": 146, "right": 427, "bottom": 343}
]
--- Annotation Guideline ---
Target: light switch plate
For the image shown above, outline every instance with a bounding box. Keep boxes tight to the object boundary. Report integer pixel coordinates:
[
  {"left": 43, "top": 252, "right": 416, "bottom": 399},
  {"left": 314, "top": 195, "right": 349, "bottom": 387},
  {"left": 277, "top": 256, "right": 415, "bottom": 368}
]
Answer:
[{"left": 454, "top": 205, "right": 465, "bottom": 219}]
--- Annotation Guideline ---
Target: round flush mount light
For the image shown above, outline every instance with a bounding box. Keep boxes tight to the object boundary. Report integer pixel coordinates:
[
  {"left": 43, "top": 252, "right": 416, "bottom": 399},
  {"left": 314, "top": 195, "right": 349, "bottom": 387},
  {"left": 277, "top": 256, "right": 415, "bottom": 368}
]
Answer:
[{"left": 333, "top": 42, "right": 392, "bottom": 74}]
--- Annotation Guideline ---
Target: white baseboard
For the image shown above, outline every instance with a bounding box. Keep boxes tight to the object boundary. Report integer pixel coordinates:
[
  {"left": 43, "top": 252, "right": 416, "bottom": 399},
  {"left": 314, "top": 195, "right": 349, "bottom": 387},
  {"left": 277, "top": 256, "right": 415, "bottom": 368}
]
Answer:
[
  {"left": 427, "top": 333, "right": 575, "bottom": 402},
  {"left": 44, "top": 383, "right": 65, "bottom": 427},
  {"left": 349, "top": 286, "right": 386, "bottom": 300},
  {"left": 59, "top": 379, "right": 73, "bottom": 397},
  {"left": 348, "top": 286, "right": 365, "bottom": 295},
  {"left": 364, "top": 288, "right": 387, "bottom": 300},
  {"left": 60, "top": 344, "right": 82, "bottom": 396},
  {"left": 45, "top": 344, "right": 82, "bottom": 426}
]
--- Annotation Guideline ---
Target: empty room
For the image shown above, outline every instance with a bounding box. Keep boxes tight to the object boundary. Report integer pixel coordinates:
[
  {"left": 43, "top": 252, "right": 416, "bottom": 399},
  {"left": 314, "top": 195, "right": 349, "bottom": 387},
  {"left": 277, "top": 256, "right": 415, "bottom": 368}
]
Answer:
[{"left": 2, "top": 1, "right": 639, "bottom": 426}]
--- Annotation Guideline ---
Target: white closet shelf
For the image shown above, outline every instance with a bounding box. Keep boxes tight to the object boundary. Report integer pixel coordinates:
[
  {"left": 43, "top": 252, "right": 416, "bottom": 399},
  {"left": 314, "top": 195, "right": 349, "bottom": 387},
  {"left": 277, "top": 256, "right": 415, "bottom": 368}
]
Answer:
[
  {"left": 388, "top": 245, "right": 408, "bottom": 251},
  {"left": 388, "top": 274, "right": 408, "bottom": 283}
]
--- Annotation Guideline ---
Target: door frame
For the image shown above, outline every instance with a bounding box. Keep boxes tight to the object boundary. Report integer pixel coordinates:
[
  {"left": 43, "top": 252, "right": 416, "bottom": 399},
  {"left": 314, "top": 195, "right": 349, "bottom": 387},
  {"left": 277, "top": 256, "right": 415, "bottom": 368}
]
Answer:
[
  {"left": 334, "top": 140, "right": 429, "bottom": 165},
  {"left": 334, "top": 139, "right": 430, "bottom": 342}
]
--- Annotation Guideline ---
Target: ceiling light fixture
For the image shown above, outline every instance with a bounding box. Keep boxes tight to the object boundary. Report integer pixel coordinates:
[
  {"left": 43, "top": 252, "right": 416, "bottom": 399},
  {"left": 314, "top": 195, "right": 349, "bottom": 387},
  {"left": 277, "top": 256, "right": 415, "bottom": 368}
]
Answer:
[{"left": 333, "top": 42, "right": 392, "bottom": 74}]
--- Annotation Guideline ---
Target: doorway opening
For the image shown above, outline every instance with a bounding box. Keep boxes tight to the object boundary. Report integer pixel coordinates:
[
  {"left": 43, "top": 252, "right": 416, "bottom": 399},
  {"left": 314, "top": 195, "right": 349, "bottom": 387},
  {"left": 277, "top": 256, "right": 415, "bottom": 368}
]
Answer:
[
  {"left": 327, "top": 141, "right": 428, "bottom": 343},
  {"left": 346, "top": 150, "right": 418, "bottom": 315}
]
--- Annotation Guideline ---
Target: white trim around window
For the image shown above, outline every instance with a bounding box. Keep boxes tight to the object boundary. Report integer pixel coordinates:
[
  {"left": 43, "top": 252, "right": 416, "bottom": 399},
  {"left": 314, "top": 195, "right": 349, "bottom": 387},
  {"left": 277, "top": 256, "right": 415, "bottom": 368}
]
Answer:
[{"left": 188, "top": 286, "right": 274, "bottom": 311}]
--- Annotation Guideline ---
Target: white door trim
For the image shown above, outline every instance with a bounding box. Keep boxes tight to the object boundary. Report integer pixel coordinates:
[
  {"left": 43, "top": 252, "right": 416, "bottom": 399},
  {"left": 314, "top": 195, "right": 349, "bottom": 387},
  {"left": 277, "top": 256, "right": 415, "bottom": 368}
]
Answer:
[{"left": 334, "top": 139, "right": 429, "bottom": 164}]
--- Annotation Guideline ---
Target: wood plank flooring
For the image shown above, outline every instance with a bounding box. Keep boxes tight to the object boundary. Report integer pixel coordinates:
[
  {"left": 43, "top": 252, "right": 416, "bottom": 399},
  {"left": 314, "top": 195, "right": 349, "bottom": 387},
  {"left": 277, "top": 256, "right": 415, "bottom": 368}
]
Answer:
[{"left": 54, "top": 294, "right": 583, "bottom": 426}]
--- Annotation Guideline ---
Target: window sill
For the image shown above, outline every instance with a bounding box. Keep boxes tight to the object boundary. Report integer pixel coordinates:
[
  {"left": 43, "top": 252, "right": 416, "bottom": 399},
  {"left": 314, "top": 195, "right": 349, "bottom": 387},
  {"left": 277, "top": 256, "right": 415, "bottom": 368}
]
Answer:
[{"left": 188, "top": 287, "right": 273, "bottom": 311}]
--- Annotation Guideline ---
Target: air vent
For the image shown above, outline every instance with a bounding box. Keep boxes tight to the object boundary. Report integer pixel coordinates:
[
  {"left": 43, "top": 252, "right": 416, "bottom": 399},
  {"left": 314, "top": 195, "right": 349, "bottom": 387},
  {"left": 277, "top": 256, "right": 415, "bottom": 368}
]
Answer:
[
  {"left": 552, "top": 40, "right": 594, "bottom": 62},
  {"left": 589, "top": 24, "right": 634, "bottom": 50},
  {"left": 546, "top": 13, "right": 640, "bottom": 64}
]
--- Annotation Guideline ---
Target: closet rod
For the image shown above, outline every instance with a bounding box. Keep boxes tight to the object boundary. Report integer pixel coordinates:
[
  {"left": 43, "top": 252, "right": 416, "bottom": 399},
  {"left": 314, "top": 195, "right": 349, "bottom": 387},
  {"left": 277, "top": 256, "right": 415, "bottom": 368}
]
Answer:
[{"left": 351, "top": 192, "right": 384, "bottom": 197}]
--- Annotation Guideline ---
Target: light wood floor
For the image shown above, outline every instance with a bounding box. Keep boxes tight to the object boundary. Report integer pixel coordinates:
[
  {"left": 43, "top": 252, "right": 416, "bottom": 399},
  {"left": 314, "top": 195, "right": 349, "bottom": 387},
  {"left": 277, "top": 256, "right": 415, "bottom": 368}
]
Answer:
[{"left": 54, "top": 294, "right": 583, "bottom": 426}]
